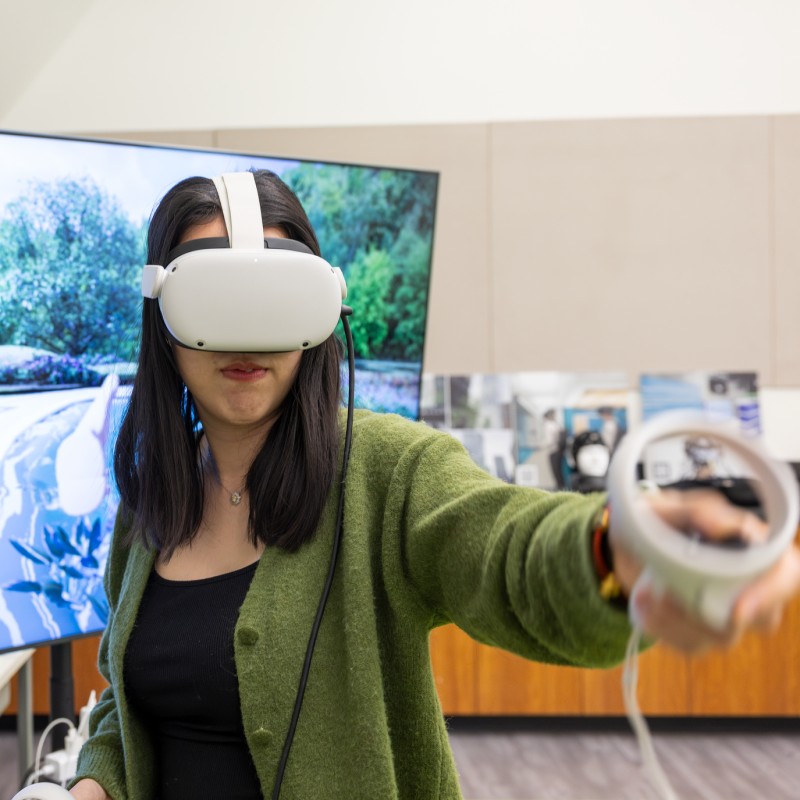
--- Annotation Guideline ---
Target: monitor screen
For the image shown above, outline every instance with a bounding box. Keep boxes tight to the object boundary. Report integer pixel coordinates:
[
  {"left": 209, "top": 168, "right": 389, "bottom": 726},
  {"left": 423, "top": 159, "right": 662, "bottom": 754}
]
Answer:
[{"left": 0, "top": 130, "right": 439, "bottom": 654}]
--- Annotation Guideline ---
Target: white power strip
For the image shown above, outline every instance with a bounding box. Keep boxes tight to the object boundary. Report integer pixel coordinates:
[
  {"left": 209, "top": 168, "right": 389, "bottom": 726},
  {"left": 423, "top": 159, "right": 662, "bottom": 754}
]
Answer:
[
  {"left": 17, "top": 690, "right": 98, "bottom": 793},
  {"left": 43, "top": 722, "right": 87, "bottom": 783},
  {"left": 43, "top": 748, "right": 78, "bottom": 785}
]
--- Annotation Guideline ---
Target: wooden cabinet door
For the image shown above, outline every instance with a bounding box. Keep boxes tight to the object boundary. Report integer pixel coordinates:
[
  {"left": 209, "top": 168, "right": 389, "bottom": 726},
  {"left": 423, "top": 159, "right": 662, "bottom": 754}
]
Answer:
[
  {"left": 5, "top": 636, "right": 107, "bottom": 717},
  {"left": 687, "top": 596, "right": 800, "bottom": 716},
  {"left": 430, "top": 593, "right": 800, "bottom": 717}
]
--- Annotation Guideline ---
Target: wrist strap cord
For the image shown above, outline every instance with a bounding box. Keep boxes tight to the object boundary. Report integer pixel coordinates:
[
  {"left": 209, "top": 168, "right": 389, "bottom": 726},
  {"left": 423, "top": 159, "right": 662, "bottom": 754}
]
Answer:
[{"left": 623, "top": 627, "right": 680, "bottom": 800}]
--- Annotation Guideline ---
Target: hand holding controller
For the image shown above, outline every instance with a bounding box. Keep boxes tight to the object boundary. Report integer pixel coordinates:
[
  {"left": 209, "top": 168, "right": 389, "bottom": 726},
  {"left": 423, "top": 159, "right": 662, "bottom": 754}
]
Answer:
[{"left": 606, "top": 411, "right": 800, "bottom": 636}]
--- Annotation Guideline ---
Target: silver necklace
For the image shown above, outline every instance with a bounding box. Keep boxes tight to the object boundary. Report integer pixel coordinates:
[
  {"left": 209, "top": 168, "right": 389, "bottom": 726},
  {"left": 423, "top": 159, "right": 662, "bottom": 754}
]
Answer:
[
  {"left": 202, "top": 442, "right": 245, "bottom": 505},
  {"left": 219, "top": 480, "right": 245, "bottom": 506}
]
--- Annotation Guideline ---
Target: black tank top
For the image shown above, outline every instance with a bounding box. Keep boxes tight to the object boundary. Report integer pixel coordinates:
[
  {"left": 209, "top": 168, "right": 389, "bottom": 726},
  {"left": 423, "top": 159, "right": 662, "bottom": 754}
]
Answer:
[{"left": 124, "top": 561, "right": 262, "bottom": 799}]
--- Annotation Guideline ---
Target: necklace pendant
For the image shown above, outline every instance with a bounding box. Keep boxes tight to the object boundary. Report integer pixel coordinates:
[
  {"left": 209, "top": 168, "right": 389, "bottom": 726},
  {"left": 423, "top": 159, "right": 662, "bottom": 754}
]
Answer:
[{"left": 230, "top": 491, "right": 242, "bottom": 506}]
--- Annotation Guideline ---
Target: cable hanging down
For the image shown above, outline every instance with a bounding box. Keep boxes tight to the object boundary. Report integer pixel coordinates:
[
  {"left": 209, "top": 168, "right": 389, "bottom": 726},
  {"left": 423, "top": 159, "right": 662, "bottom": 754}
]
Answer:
[{"left": 272, "top": 307, "right": 356, "bottom": 800}]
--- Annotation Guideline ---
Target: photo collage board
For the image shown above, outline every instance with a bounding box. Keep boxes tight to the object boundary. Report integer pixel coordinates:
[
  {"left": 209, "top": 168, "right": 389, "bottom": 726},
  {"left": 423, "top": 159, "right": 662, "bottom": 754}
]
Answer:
[{"left": 419, "top": 370, "right": 761, "bottom": 493}]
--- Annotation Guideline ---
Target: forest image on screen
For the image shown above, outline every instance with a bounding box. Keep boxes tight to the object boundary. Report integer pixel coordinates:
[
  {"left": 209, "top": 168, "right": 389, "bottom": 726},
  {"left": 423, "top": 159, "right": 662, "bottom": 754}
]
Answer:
[{"left": 0, "top": 132, "right": 438, "bottom": 653}]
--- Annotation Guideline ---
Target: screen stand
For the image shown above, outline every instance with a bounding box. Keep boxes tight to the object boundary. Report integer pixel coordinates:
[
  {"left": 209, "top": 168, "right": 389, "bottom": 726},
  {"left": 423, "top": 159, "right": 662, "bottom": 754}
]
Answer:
[{"left": 50, "top": 642, "right": 75, "bottom": 751}]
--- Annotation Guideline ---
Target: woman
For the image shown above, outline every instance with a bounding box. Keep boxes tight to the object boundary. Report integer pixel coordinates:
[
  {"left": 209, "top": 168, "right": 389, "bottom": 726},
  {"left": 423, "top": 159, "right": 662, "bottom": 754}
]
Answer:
[{"left": 69, "top": 170, "right": 800, "bottom": 800}]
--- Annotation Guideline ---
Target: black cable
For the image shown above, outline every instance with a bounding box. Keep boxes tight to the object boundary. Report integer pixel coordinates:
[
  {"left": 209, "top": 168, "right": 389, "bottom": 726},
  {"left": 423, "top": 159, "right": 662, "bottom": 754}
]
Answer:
[{"left": 271, "top": 307, "right": 355, "bottom": 799}]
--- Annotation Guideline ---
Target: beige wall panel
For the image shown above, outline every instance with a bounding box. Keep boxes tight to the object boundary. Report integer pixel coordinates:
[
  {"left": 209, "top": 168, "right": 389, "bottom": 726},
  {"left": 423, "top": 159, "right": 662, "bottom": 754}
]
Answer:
[
  {"left": 773, "top": 116, "right": 800, "bottom": 386},
  {"left": 489, "top": 118, "right": 772, "bottom": 384},
  {"left": 215, "top": 125, "right": 491, "bottom": 375}
]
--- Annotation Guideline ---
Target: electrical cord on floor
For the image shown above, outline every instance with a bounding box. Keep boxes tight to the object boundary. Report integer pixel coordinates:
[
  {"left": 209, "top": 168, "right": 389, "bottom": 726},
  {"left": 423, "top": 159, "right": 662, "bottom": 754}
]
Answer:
[
  {"left": 20, "top": 692, "right": 97, "bottom": 791},
  {"left": 19, "top": 764, "right": 58, "bottom": 792},
  {"left": 19, "top": 763, "right": 50, "bottom": 792},
  {"left": 27, "top": 717, "right": 74, "bottom": 787},
  {"left": 32, "top": 719, "right": 73, "bottom": 782}
]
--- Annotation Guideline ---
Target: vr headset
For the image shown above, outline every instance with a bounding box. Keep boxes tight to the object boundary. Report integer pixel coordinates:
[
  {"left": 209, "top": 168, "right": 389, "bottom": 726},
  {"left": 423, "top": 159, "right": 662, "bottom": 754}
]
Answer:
[{"left": 141, "top": 171, "right": 347, "bottom": 352}]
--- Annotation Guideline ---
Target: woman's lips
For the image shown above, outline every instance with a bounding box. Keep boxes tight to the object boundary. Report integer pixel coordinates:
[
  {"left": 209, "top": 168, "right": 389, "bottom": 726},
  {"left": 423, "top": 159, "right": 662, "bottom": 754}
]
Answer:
[{"left": 221, "top": 364, "right": 267, "bottom": 382}]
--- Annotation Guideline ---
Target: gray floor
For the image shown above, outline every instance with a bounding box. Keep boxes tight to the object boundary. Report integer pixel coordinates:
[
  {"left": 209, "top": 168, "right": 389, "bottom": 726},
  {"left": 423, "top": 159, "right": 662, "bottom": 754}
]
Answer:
[
  {"left": 2, "top": 722, "right": 800, "bottom": 799},
  {"left": 447, "top": 724, "right": 800, "bottom": 799}
]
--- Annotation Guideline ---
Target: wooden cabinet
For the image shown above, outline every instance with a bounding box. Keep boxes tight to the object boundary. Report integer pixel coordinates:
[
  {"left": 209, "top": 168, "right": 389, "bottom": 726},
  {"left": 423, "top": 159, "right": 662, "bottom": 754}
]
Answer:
[
  {"left": 5, "top": 637, "right": 107, "bottom": 717},
  {"left": 431, "top": 527, "right": 800, "bottom": 717},
  {"left": 4, "top": 591, "right": 799, "bottom": 719},
  {"left": 430, "top": 592, "right": 800, "bottom": 716}
]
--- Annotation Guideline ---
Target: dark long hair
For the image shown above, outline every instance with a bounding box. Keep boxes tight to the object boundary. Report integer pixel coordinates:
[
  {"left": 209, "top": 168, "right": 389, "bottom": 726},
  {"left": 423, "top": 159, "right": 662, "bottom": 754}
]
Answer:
[{"left": 114, "top": 170, "right": 342, "bottom": 556}]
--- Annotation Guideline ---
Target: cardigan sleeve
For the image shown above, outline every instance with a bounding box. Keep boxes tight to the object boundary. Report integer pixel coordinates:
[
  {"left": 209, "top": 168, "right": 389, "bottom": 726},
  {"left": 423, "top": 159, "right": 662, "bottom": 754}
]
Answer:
[
  {"left": 68, "top": 514, "right": 131, "bottom": 800},
  {"left": 381, "top": 419, "right": 633, "bottom": 668}
]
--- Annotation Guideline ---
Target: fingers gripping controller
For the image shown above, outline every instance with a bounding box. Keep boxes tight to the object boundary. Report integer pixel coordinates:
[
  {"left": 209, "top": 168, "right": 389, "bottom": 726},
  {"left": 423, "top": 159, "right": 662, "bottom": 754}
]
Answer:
[{"left": 606, "top": 411, "right": 799, "bottom": 630}]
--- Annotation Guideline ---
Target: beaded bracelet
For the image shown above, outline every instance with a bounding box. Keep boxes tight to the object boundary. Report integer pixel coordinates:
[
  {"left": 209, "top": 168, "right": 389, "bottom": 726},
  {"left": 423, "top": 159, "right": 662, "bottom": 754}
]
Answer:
[{"left": 591, "top": 505, "right": 628, "bottom": 608}]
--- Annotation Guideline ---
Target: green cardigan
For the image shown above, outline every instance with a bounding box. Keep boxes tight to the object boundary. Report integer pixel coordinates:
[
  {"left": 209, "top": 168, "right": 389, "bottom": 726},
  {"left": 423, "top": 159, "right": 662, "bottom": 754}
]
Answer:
[{"left": 72, "top": 410, "right": 632, "bottom": 799}]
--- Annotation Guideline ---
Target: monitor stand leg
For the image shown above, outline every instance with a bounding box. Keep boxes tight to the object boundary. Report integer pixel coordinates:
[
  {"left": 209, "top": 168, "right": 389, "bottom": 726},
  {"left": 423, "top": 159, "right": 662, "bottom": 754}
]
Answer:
[
  {"left": 49, "top": 643, "right": 75, "bottom": 751},
  {"left": 18, "top": 658, "right": 34, "bottom": 787}
]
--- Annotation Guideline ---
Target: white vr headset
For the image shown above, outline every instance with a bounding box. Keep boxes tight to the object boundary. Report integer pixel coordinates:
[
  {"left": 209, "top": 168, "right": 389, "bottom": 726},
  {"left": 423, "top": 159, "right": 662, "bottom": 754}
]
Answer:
[{"left": 141, "top": 172, "right": 348, "bottom": 352}]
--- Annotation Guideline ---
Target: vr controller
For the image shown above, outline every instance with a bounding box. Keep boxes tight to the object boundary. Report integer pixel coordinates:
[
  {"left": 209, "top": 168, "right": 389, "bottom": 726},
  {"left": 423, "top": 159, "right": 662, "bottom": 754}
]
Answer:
[
  {"left": 606, "top": 411, "right": 799, "bottom": 630},
  {"left": 141, "top": 172, "right": 348, "bottom": 353},
  {"left": 10, "top": 785, "right": 73, "bottom": 800}
]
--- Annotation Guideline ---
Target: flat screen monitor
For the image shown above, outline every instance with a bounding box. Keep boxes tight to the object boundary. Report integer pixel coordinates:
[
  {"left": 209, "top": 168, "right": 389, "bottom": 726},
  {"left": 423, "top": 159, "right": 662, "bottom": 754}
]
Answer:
[{"left": 0, "top": 129, "right": 439, "bottom": 654}]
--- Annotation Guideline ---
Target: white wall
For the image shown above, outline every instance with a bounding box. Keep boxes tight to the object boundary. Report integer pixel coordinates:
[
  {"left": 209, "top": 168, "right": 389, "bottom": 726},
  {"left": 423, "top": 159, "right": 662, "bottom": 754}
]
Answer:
[
  {"left": 3, "top": 0, "right": 800, "bottom": 133},
  {"left": 3, "top": 2, "right": 799, "bottom": 451}
]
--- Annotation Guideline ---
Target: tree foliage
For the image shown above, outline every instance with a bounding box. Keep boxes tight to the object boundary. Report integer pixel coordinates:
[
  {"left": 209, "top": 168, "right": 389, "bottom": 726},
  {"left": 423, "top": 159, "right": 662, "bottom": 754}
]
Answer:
[
  {"left": 346, "top": 249, "right": 393, "bottom": 360},
  {"left": 0, "top": 168, "right": 437, "bottom": 366},
  {"left": 0, "top": 177, "right": 145, "bottom": 359},
  {"left": 284, "top": 164, "right": 437, "bottom": 362}
]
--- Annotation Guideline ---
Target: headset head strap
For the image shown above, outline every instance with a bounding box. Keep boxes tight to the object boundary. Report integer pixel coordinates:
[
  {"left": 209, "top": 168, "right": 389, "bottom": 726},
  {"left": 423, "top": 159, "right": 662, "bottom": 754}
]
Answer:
[{"left": 211, "top": 172, "right": 264, "bottom": 249}]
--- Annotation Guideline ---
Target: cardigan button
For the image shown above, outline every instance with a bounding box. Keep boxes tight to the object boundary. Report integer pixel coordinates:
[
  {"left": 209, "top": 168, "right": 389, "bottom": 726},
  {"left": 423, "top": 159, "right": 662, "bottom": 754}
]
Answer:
[
  {"left": 237, "top": 626, "right": 259, "bottom": 646},
  {"left": 251, "top": 727, "right": 273, "bottom": 747}
]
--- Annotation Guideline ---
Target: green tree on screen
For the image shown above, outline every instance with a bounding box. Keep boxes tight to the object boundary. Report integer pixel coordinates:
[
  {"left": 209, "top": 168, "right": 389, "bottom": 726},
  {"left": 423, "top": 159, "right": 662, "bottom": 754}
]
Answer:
[
  {"left": 0, "top": 177, "right": 144, "bottom": 359},
  {"left": 345, "top": 248, "right": 393, "bottom": 359},
  {"left": 283, "top": 163, "right": 436, "bottom": 362},
  {"left": 384, "top": 227, "right": 431, "bottom": 362}
]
